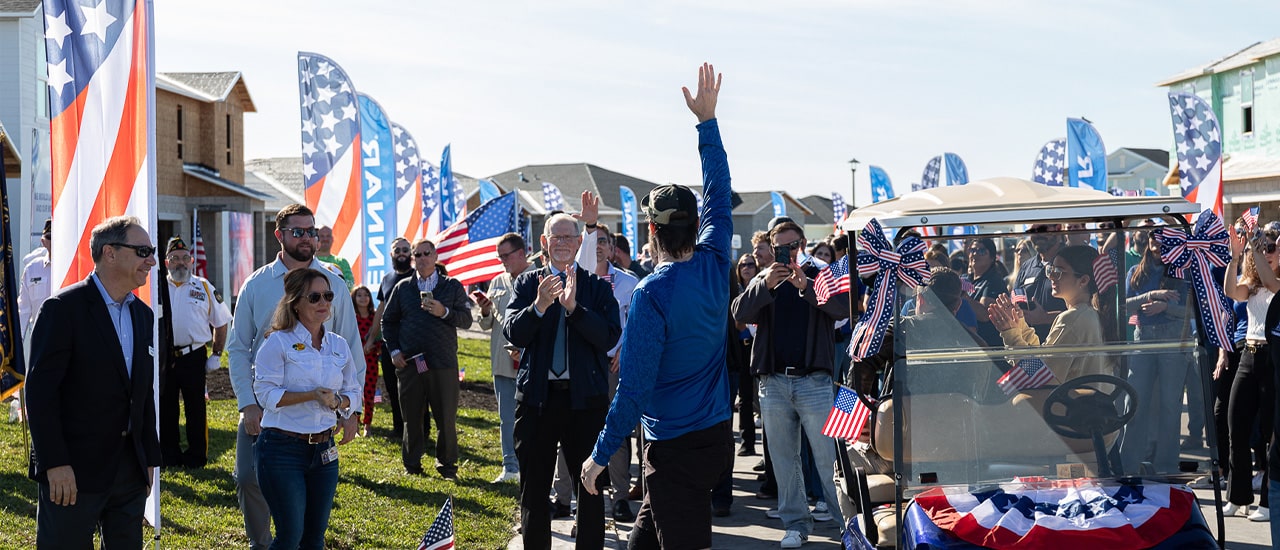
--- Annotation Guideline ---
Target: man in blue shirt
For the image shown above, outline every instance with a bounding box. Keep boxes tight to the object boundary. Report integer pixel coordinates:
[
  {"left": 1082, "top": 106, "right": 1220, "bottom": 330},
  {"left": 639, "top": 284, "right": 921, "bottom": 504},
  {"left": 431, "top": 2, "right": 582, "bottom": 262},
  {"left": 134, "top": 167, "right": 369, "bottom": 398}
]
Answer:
[{"left": 582, "top": 62, "right": 734, "bottom": 550}]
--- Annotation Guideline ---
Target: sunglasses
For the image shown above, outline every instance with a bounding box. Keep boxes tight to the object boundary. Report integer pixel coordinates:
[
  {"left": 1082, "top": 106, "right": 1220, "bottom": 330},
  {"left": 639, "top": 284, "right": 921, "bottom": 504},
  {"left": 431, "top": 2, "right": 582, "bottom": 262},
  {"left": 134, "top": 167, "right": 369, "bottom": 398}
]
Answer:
[
  {"left": 413, "top": 251, "right": 435, "bottom": 258},
  {"left": 110, "top": 243, "right": 156, "bottom": 258},
  {"left": 1266, "top": 243, "right": 1279, "bottom": 254},
  {"left": 282, "top": 227, "right": 319, "bottom": 239},
  {"left": 393, "top": 246, "right": 411, "bottom": 254},
  {"left": 306, "top": 291, "right": 336, "bottom": 304},
  {"left": 1045, "top": 265, "right": 1081, "bottom": 281}
]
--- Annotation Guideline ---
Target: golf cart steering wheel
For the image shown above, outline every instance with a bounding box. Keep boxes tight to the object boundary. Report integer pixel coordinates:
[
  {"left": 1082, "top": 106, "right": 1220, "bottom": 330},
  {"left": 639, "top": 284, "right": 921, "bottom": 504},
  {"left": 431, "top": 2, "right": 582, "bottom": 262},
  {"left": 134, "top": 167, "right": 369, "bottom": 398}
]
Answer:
[{"left": 1042, "top": 375, "right": 1136, "bottom": 439}]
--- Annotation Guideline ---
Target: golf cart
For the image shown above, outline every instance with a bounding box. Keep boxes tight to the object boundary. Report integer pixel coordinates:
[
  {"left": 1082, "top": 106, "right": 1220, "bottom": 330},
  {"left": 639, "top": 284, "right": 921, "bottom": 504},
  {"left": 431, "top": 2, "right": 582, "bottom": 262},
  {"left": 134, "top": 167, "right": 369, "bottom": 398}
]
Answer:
[{"left": 836, "top": 177, "right": 1223, "bottom": 549}]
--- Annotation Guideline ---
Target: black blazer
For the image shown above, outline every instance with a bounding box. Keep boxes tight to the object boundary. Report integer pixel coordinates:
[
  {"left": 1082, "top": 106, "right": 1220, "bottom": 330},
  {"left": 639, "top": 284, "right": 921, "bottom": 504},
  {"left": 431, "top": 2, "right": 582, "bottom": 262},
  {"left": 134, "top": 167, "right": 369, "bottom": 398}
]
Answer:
[
  {"left": 503, "top": 265, "right": 621, "bottom": 410},
  {"left": 26, "top": 277, "right": 161, "bottom": 492}
]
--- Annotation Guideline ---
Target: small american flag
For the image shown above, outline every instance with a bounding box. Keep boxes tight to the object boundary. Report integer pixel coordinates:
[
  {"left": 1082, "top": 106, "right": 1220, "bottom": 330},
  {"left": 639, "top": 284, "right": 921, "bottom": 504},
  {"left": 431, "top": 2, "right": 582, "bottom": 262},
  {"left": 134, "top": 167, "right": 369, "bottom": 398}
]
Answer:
[
  {"left": 997, "top": 359, "right": 1055, "bottom": 395},
  {"left": 822, "top": 385, "right": 872, "bottom": 441},
  {"left": 541, "top": 181, "right": 566, "bottom": 212},
  {"left": 192, "top": 208, "right": 207, "bottom": 278},
  {"left": 1011, "top": 288, "right": 1028, "bottom": 306},
  {"left": 436, "top": 193, "right": 519, "bottom": 286},
  {"left": 1243, "top": 206, "right": 1260, "bottom": 232},
  {"left": 417, "top": 497, "right": 455, "bottom": 550},
  {"left": 1092, "top": 249, "right": 1119, "bottom": 293},
  {"left": 814, "top": 255, "right": 851, "bottom": 305}
]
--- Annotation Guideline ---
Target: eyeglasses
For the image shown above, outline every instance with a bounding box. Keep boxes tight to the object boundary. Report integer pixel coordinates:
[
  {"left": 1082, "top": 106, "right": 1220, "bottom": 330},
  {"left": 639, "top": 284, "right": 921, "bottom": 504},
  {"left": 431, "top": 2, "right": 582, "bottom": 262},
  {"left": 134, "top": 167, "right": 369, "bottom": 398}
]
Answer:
[
  {"left": 166, "top": 254, "right": 192, "bottom": 263},
  {"left": 413, "top": 250, "right": 435, "bottom": 258},
  {"left": 282, "top": 227, "right": 319, "bottom": 239},
  {"left": 1045, "top": 265, "right": 1081, "bottom": 281},
  {"left": 497, "top": 248, "right": 523, "bottom": 260},
  {"left": 547, "top": 235, "right": 578, "bottom": 244},
  {"left": 306, "top": 291, "right": 336, "bottom": 304},
  {"left": 739, "top": 262, "right": 757, "bottom": 269},
  {"left": 110, "top": 243, "right": 156, "bottom": 258}
]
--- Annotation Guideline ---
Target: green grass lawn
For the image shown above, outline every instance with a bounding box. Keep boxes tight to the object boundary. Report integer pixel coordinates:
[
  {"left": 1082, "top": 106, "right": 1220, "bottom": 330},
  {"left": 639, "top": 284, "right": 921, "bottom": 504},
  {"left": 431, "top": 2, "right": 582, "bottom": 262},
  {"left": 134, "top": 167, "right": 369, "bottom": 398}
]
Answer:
[{"left": 0, "top": 338, "right": 517, "bottom": 549}]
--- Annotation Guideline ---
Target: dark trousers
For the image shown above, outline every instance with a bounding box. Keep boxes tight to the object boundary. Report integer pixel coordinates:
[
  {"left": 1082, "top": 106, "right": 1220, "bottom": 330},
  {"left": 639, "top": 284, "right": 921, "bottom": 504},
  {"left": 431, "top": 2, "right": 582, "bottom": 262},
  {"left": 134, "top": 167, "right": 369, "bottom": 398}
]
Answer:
[
  {"left": 161, "top": 347, "right": 208, "bottom": 467},
  {"left": 515, "top": 388, "right": 607, "bottom": 550},
  {"left": 1213, "top": 348, "right": 1239, "bottom": 480},
  {"left": 736, "top": 370, "right": 756, "bottom": 447},
  {"left": 1228, "top": 346, "right": 1272, "bottom": 506},
  {"left": 629, "top": 421, "right": 733, "bottom": 550},
  {"left": 380, "top": 349, "right": 404, "bottom": 436},
  {"left": 396, "top": 366, "right": 457, "bottom": 476},
  {"left": 37, "top": 450, "right": 147, "bottom": 549}
]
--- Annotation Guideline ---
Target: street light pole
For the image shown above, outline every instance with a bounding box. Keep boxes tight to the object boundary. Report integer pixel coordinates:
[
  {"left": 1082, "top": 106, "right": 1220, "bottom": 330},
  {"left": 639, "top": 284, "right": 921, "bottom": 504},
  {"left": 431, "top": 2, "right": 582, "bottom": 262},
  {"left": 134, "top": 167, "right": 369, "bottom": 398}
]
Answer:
[{"left": 848, "top": 157, "right": 860, "bottom": 209}]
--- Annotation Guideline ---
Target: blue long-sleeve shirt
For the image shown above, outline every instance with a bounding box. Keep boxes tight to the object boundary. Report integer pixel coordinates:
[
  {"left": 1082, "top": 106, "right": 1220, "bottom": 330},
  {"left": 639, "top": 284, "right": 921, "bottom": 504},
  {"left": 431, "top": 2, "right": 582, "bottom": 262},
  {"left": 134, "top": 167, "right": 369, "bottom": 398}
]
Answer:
[{"left": 591, "top": 119, "right": 733, "bottom": 465}]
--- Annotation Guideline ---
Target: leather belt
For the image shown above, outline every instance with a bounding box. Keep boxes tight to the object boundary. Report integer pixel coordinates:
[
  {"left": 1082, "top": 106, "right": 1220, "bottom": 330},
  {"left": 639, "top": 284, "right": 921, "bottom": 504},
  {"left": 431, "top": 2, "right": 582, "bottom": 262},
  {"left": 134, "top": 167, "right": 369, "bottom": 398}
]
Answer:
[
  {"left": 172, "top": 343, "right": 202, "bottom": 357},
  {"left": 265, "top": 427, "right": 333, "bottom": 444},
  {"left": 547, "top": 380, "right": 571, "bottom": 391},
  {"left": 778, "top": 366, "right": 824, "bottom": 377},
  {"left": 1246, "top": 342, "right": 1267, "bottom": 354}
]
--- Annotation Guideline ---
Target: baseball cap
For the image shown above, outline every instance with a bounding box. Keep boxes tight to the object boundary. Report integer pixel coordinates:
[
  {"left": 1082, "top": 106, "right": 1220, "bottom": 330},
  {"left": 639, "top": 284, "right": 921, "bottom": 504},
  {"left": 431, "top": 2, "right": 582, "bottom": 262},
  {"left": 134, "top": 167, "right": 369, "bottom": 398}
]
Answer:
[
  {"left": 641, "top": 184, "right": 698, "bottom": 227},
  {"left": 166, "top": 236, "right": 188, "bottom": 256}
]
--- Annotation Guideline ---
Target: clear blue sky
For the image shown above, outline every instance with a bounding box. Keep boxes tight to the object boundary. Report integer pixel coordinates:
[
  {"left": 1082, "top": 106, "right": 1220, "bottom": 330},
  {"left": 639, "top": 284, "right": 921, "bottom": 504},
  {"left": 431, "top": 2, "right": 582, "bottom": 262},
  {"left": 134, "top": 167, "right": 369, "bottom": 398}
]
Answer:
[{"left": 155, "top": 0, "right": 1279, "bottom": 208}]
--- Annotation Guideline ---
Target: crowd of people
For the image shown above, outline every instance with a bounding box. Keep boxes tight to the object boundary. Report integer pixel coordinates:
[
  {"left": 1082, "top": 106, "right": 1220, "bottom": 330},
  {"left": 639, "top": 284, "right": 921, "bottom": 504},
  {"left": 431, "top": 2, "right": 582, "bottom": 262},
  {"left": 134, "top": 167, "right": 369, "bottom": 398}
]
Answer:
[{"left": 16, "top": 62, "right": 1280, "bottom": 550}]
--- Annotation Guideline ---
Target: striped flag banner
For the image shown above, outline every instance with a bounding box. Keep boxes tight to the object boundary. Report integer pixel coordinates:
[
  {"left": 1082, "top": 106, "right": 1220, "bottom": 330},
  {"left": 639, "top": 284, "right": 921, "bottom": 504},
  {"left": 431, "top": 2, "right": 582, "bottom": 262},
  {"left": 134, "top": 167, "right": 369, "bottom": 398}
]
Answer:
[
  {"left": 43, "top": 0, "right": 160, "bottom": 534},
  {"left": 192, "top": 208, "right": 207, "bottom": 277},
  {"left": 1092, "top": 248, "right": 1119, "bottom": 294},
  {"left": 996, "top": 359, "right": 1055, "bottom": 395},
  {"left": 1242, "top": 206, "right": 1259, "bottom": 232},
  {"left": 814, "top": 254, "right": 850, "bottom": 305},
  {"left": 298, "top": 52, "right": 364, "bottom": 286},
  {"left": 821, "top": 385, "right": 872, "bottom": 441},
  {"left": 391, "top": 123, "right": 423, "bottom": 241},
  {"left": 435, "top": 193, "right": 519, "bottom": 287}
]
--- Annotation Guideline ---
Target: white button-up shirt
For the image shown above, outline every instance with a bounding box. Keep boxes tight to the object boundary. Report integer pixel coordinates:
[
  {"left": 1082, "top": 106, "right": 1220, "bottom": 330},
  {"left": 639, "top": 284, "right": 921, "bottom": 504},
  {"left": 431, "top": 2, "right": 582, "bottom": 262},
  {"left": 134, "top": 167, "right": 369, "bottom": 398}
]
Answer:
[
  {"left": 253, "top": 323, "right": 361, "bottom": 434},
  {"left": 18, "top": 252, "right": 51, "bottom": 337},
  {"left": 168, "top": 275, "right": 232, "bottom": 348},
  {"left": 227, "top": 255, "right": 366, "bottom": 412}
]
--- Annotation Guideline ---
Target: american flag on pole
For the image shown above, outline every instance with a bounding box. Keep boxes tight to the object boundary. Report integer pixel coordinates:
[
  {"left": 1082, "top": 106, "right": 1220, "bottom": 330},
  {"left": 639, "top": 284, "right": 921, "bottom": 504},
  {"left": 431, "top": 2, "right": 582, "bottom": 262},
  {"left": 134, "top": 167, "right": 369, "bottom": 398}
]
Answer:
[
  {"left": 542, "top": 181, "right": 566, "bottom": 211},
  {"left": 192, "top": 208, "right": 207, "bottom": 278},
  {"left": 1092, "top": 248, "right": 1119, "bottom": 294},
  {"left": 435, "top": 193, "right": 518, "bottom": 287},
  {"left": 417, "top": 497, "right": 455, "bottom": 550},
  {"left": 422, "top": 162, "right": 441, "bottom": 239},
  {"left": 831, "top": 192, "right": 846, "bottom": 228},
  {"left": 298, "top": 52, "right": 363, "bottom": 286},
  {"left": 1242, "top": 206, "right": 1259, "bottom": 232},
  {"left": 46, "top": 0, "right": 157, "bottom": 294},
  {"left": 997, "top": 359, "right": 1055, "bottom": 395},
  {"left": 1031, "top": 138, "right": 1067, "bottom": 186},
  {"left": 814, "top": 255, "right": 851, "bottom": 305},
  {"left": 44, "top": 0, "right": 160, "bottom": 532},
  {"left": 1168, "top": 92, "right": 1224, "bottom": 218},
  {"left": 821, "top": 385, "right": 872, "bottom": 441},
  {"left": 391, "top": 123, "right": 423, "bottom": 242}
]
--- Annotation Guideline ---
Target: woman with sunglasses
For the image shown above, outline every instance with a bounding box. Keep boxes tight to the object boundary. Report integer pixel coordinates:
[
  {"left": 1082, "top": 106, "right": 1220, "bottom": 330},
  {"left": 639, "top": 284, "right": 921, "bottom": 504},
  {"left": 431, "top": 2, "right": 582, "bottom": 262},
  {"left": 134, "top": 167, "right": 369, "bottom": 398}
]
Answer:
[
  {"left": 988, "top": 245, "right": 1115, "bottom": 386},
  {"left": 1118, "top": 228, "right": 1190, "bottom": 476},
  {"left": 252, "top": 268, "right": 361, "bottom": 549},
  {"left": 1221, "top": 227, "right": 1280, "bottom": 519}
]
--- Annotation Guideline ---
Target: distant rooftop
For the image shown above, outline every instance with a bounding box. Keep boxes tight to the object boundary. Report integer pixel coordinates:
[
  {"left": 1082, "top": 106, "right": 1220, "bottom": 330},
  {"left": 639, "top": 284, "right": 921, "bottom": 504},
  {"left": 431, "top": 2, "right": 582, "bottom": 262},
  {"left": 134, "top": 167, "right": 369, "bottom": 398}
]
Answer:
[{"left": 1157, "top": 38, "right": 1280, "bottom": 86}]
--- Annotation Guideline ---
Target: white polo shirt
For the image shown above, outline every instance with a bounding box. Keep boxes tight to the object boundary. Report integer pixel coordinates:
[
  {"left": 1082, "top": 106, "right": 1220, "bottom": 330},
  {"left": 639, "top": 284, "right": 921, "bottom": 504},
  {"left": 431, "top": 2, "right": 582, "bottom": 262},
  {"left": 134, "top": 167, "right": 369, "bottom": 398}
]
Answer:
[{"left": 168, "top": 275, "right": 232, "bottom": 348}]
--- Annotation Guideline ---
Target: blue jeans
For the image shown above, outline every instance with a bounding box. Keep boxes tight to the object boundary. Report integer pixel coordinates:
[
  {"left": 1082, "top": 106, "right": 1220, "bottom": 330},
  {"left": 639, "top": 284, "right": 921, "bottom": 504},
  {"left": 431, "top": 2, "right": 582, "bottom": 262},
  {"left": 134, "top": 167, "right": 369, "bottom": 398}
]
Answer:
[
  {"left": 1119, "top": 323, "right": 1186, "bottom": 474},
  {"left": 1270, "top": 479, "right": 1280, "bottom": 544},
  {"left": 255, "top": 429, "right": 340, "bottom": 550},
  {"left": 760, "top": 372, "right": 845, "bottom": 536},
  {"left": 494, "top": 375, "right": 519, "bottom": 473}
]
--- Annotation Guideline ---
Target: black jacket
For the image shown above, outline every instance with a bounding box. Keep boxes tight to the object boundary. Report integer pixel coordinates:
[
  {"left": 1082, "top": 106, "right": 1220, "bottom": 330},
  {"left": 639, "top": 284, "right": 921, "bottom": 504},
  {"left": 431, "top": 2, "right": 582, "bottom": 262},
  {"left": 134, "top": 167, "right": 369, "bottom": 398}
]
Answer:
[
  {"left": 381, "top": 272, "right": 473, "bottom": 371},
  {"left": 26, "top": 277, "right": 161, "bottom": 491},
  {"left": 503, "top": 265, "right": 621, "bottom": 409}
]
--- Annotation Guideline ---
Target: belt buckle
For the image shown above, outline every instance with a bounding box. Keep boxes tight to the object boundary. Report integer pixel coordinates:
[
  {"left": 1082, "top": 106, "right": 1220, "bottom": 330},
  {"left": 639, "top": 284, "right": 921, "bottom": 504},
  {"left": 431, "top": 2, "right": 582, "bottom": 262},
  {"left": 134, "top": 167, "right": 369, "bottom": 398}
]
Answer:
[{"left": 307, "top": 430, "right": 325, "bottom": 444}]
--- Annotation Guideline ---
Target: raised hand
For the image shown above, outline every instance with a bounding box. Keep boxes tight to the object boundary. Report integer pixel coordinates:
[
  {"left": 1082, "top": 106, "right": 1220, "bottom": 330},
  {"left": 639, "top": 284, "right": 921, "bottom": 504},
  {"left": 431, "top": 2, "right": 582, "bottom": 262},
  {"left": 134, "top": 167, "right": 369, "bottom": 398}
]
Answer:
[
  {"left": 987, "top": 294, "right": 1023, "bottom": 332},
  {"left": 682, "top": 62, "right": 721, "bottom": 123},
  {"left": 573, "top": 190, "right": 600, "bottom": 227}
]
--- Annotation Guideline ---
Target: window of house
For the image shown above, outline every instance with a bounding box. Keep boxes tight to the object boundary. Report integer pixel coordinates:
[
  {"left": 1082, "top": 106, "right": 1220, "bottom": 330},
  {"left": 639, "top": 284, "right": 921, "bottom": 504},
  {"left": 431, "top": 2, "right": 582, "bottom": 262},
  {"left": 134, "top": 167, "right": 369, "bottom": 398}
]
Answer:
[
  {"left": 176, "top": 105, "right": 184, "bottom": 159},
  {"left": 225, "top": 113, "right": 232, "bottom": 165},
  {"left": 1242, "top": 70, "right": 1255, "bottom": 136},
  {"left": 35, "top": 38, "right": 49, "bottom": 120}
]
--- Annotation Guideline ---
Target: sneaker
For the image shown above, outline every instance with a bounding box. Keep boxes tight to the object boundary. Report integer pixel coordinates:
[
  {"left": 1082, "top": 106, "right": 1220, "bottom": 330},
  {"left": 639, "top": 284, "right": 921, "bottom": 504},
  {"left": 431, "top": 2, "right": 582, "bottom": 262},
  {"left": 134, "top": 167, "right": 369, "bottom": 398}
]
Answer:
[
  {"left": 752, "top": 459, "right": 766, "bottom": 472},
  {"left": 811, "top": 501, "right": 832, "bottom": 522},
  {"left": 1222, "top": 503, "right": 1243, "bottom": 517},
  {"left": 491, "top": 470, "right": 519, "bottom": 484},
  {"left": 766, "top": 508, "right": 781, "bottom": 519},
  {"left": 1252, "top": 471, "right": 1264, "bottom": 492},
  {"left": 1248, "top": 506, "right": 1270, "bottom": 522},
  {"left": 779, "top": 530, "right": 807, "bottom": 549},
  {"left": 738, "top": 443, "right": 757, "bottom": 457},
  {"left": 613, "top": 500, "right": 635, "bottom": 522}
]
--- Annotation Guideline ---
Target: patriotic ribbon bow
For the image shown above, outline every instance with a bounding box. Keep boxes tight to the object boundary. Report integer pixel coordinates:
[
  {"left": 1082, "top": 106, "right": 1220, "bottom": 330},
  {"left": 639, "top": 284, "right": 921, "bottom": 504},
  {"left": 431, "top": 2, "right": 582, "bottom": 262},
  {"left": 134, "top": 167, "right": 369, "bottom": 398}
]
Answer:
[
  {"left": 849, "top": 219, "right": 931, "bottom": 360},
  {"left": 1153, "top": 210, "right": 1234, "bottom": 349}
]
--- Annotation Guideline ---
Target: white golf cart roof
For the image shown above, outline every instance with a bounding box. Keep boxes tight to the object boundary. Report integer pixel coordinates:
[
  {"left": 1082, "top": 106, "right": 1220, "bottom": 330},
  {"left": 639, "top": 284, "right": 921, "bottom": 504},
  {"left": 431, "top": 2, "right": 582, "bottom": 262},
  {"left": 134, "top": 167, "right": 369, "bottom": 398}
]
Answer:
[{"left": 841, "top": 177, "right": 1200, "bottom": 231}]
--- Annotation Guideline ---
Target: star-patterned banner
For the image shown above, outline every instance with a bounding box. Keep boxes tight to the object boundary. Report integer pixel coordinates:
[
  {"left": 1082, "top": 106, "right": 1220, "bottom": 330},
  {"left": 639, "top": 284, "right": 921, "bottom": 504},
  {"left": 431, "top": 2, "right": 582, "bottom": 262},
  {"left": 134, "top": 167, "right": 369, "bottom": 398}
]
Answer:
[
  {"left": 849, "top": 218, "right": 930, "bottom": 360},
  {"left": 1168, "top": 92, "right": 1224, "bottom": 217},
  {"left": 1154, "top": 210, "right": 1234, "bottom": 349},
  {"left": 391, "top": 122, "right": 422, "bottom": 241},
  {"left": 1032, "top": 138, "right": 1067, "bottom": 186},
  {"left": 298, "top": 52, "right": 364, "bottom": 283}
]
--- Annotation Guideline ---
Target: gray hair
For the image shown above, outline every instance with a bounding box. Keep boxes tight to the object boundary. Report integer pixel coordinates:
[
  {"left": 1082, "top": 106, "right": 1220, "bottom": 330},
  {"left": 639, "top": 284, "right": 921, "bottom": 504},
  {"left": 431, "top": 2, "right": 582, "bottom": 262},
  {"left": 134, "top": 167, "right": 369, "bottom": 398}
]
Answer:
[
  {"left": 89, "top": 215, "right": 143, "bottom": 263},
  {"left": 542, "top": 213, "right": 580, "bottom": 236}
]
